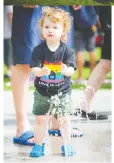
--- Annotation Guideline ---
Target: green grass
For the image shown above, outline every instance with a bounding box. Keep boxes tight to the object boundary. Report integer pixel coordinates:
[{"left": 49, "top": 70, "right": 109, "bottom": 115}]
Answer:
[
  {"left": 72, "top": 83, "right": 111, "bottom": 89},
  {"left": 71, "top": 67, "right": 111, "bottom": 81},
  {"left": 4, "top": 0, "right": 114, "bottom": 5}
]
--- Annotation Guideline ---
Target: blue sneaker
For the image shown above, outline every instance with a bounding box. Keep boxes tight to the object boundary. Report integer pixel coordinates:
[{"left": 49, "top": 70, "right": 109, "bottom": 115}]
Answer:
[
  {"left": 61, "top": 144, "right": 76, "bottom": 157},
  {"left": 30, "top": 144, "right": 44, "bottom": 157},
  {"left": 48, "top": 128, "right": 83, "bottom": 137}
]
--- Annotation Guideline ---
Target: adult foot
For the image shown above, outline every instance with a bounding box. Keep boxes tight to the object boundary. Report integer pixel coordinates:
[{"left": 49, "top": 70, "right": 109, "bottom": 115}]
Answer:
[{"left": 13, "top": 130, "right": 34, "bottom": 145}]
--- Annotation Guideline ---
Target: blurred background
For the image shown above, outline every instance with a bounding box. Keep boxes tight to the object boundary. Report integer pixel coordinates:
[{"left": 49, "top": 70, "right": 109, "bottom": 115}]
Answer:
[{"left": 3, "top": 5, "right": 111, "bottom": 90}]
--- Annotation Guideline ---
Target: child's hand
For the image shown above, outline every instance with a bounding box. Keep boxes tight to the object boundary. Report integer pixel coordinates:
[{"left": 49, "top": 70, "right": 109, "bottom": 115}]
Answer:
[
  {"left": 61, "top": 63, "right": 68, "bottom": 75},
  {"left": 41, "top": 66, "right": 50, "bottom": 76},
  {"left": 61, "top": 63, "right": 74, "bottom": 77}
]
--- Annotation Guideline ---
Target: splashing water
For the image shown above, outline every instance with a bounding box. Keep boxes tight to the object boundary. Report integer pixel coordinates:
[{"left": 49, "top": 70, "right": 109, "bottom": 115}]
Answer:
[
  {"left": 46, "top": 92, "right": 73, "bottom": 156},
  {"left": 48, "top": 92, "right": 71, "bottom": 127},
  {"left": 44, "top": 79, "right": 97, "bottom": 155}
]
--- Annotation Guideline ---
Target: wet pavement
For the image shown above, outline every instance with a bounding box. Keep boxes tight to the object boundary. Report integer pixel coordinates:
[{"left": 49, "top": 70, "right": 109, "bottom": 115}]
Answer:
[{"left": 4, "top": 90, "right": 112, "bottom": 162}]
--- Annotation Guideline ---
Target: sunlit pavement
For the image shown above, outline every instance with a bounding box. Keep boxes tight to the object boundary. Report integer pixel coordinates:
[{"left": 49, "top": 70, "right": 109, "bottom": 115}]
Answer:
[{"left": 4, "top": 90, "right": 111, "bottom": 162}]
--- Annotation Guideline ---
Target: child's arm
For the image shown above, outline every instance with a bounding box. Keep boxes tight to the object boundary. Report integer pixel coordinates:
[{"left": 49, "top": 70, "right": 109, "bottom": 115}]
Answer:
[
  {"left": 32, "top": 66, "right": 50, "bottom": 77},
  {"left": 61, "top": 64, "right": 74, "bottom": 77}
]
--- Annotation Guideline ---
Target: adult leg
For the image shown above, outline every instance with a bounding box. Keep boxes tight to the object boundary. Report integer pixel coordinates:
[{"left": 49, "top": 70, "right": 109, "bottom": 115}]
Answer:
[
  {"left": 11, "top": 6, "right": 40, "bottom": 142},
  {"left": 84, "top": 59, "right": 111, "bottom": 111},
  {"left": 87, "top": 31, "right": 96, "bottom": 74},
  {"left": 11, "top": 64, "right": 31, "bottom": 137},
  {"left": 75, "top": 59, "right": 111, "bottom": 120},
  {"left": 75, "top": 27, "right": 111, "bottom": 121},
  {"left": 80, "top": 29, "right": 111, "bottom": 113},
  {"left": 75, "top": 30, "right": 85, "bottom": 80},
  {"left": 76, "top": 52, "right": 85, "bottom": 80},
  {"left": 89, "top": 51, "right": 96, "bottom": 72}
]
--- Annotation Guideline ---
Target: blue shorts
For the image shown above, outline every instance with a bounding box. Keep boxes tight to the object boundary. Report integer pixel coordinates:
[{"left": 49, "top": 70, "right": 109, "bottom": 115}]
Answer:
[
  {"left": 12, "top": 6, "right": 42, "bottom": 65},
  {"left": 75, "top": 29, "right": 96, "bottom": 52}
]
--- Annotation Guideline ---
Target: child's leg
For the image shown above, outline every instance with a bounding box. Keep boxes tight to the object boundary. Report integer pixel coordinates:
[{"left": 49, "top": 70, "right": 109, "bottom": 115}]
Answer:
[
  {"left": 34, "top": 115, "right": 48, "bottom": 145},
  {"left": 59, "top": 116, "right": 76, "bottom": 157},
  {"left": 59, "top": 116, "right": 71, "bottom": 145},
  {"left": 30, "top": 115, "right": 49, "bottom": 157},
  {"left": 48, "top": 116, "right": 83, "bottom": 137}
]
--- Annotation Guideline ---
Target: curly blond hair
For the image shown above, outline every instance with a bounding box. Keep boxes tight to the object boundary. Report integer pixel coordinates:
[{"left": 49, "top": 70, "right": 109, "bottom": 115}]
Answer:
[{"left": 39, "top": 7, "right": 71, "bottom": 42}]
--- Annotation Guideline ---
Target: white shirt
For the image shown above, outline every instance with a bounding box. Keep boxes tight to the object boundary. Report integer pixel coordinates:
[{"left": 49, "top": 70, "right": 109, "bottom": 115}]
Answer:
[{"left": 4, "top": 6, "right": 13, "bottom": 39}]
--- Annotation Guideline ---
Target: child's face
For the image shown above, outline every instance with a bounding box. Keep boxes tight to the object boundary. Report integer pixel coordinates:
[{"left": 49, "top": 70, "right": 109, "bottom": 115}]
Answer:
[{"left": 42, "top": 16, "right": 63, "bottom": 42}]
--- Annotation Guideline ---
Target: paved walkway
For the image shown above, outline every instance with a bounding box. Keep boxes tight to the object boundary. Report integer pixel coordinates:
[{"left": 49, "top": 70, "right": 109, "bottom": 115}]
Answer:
[{"left": 4, "top": 90, "right": 112, "bottom": 162}]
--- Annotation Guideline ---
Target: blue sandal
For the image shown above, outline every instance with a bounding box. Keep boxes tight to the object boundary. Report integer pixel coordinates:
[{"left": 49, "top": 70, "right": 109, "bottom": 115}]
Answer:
[
  {"left": 61, "top": 144, "right": 76, "bottom": 157},
  {"left": 13, "top": 130, "right": 35, "bottom": 146},
  {"left": 30, "top": 144, "right": 44, "bottom": 157},
  {"left": 48, "top": 128, "right": 83, "bottom": 137},
  {"left": 48, "top": 129, "right": 61, "bottom": 136}
]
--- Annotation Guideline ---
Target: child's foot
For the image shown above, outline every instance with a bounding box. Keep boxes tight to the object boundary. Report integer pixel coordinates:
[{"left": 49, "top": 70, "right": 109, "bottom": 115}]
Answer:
[
  {"left": 48, "top": 128, "right": 83, "bottom": 137},
  {"left": 61, "top": 144, "right": 76, "bottom": 157},
  {"left": 30, "top": 144, "right": 44, "bottom": 157}
]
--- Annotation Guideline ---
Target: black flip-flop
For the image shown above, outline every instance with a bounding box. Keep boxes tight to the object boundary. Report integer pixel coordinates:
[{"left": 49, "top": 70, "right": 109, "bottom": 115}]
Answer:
[{"left": 75, "top": 109, "right": 108, "bottom": 120}]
